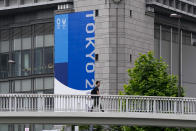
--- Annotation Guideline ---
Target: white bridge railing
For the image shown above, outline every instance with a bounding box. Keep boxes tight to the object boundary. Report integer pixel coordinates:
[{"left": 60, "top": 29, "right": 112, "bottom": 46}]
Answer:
[{"left": 0, "top": 94, "right": 195, "bottom": 114}]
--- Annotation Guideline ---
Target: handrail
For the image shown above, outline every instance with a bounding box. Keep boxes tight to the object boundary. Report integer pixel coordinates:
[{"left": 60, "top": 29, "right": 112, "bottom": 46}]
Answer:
[{"left": 0, "top": 94, "right": 195, "bottom": 114}]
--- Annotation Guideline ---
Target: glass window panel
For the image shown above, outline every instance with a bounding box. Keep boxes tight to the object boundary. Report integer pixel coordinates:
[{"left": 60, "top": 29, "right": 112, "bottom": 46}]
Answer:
[
  {"left": 14, "top": 80, "right": 21, "bottom": 92},
  {"left": 182, "top": 45, "right": 196, "bottom": 83},
  {"left": 9, "top": 0, "right": 17, "bottom": 6},
  {"left": 192, "top": 33, "right": 196, "bottom": 45},
  {"left": 44, "top": 47, "right": 53, "bottom": 73},
  {"left": 35, "top": 24, "right": 44, "bottom": 48},
  {"left": 21, "top": 79, "right": 31, "bottom": 92},
  {"left": 43, "top": 124, "right": 53, "bottom": 130},
  {"left": 37, "top": 0, "right": 48, "bottom": 2},
  {"left": 154, "top": 24, "right": 160, "bottom": 39},
  {"left": 13, "top": 28, "right": 21, "bottom": 51},
  {"left": 172, "top": 43, "right": 179, "bottom": 76},
  {"left": 0, "top": 53, "right": 8, "bottom": 79},
  {"left": 34, "top": 124, "right": 43, "bottom": 131},
  {"left": 0, "top": 30, "right": 9, "bottom": 53},
  {"left": 162, "top": 40, "right": 171, "bottom": 70},
  {"left": 154, "top": 39, "right": 160, "bottom": 58},
  {"left": 44, "top": 23, "right": 54, "bottom": 47},
  {"left": 161, "top": 26, "right": 171, "bottom": 71},
  {"left": 0, "top": 0, "right": 4, "bottom": 7},
  {"left": 35, "top": 78, "right": 44, "bottom": 91},
  {"left": 22, "top": 37, "right": 31, "bottom": 50},
  {"left": 0, "top": 41, "right": 9, "bottom": 53},
  {"left": 23, "top": 0, "right": 33, "bottom": 4},
  {"left": 0, "top": 82, "right": 9, "bottom": 94},
  {"left": 35, "top": 35, "right": 44, "bottom": 47},
  {"left": 34, "top": 48, "right": 43, "bottom": 74},
  {"left": 44, "top": 77, "right": 54, "bottom": 90},
  {"left": 14, "top": 124, "right": 19, "bottom": 131},
  {"left": 0, "top": 124, "right": 8, "bottom": 130},
  {"left": 13, "top": 51, "right": 21, "bottom": 77},
  {"left": 14, "top": 39, "right": 21, "bottom": 51},
  {"left": 22, "top": 26, "right": 31, "bottom": 50},
  {"left": 45, "top": 34, "right": 54, "bottom": 47},
  {"left": 154, "top": 25, "right": 160, "bottom": 58},
  {"left": 22, "top": 50, "right": 31, "bottom": 76}
]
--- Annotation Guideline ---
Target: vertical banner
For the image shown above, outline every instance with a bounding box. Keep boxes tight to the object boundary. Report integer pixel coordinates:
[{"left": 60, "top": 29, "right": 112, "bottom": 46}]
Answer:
[{"left": 54, "top": 11, "right": 95, "bottom": 95}]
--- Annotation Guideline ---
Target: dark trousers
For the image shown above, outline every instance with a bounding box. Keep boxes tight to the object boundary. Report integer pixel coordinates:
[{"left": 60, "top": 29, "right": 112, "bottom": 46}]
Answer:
[{"left": 91, "top": 97, "right": 103, "bottom": 111}]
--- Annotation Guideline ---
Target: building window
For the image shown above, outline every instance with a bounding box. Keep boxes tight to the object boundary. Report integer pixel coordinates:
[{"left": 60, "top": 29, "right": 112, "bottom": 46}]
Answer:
[
  {"left": 14, "top": 80, "right": 21, "bottom": 93},
  {"left": 34, "top": 23, "right": 54, "bottom": 74},
  {"left": 0, "top": 22, "right": 54, "bottom": 79},
  {"left": 23, "top": 0, "right": 33, "bottom": 4},
  {"left": 8, "top": 0, "right": 18, "bottom": 6},
  {"left": 37, "top": 0, "right": 48, "bottom": 3},
  {"left": 21, "top": 50, "right": 31, "bottom": 76},
  {"left": 13, "top": 51, "right": 21, "bottom": 77},
  {"left": 44, "top": 23, "right": 54, "bottom": 47},
  {"left": 192, "top": 33, "right": 196, "bottom": 46},
  {"left": 0, "top": 82, "right": 9, "bottom": 94},
  {"left": 0, "top": 53, "right": 9, "bottom": 79},
  {"left": 21, "top": 79, "right": 32, "bottom": 93},
  {"left": 44, "top": 77, "right": 54, "bottom": 93},
  {"left": 0, "top": 30, "right": 9, "bottom": 53},
  {"left": 0, "top": 0, "right": 4, "bottom": 7},
  {"left": 0, "top": 30, "right": 9, "bottom": 79},
  {"left": 35, "top": 24, "right": 44, "bottom": 48},
  {"left": 22, "top": 26, "right": 31, "bottom": 50},
  {"left": 44, "top": 47, "right": 53, "bottom": 73},
  {"left": 34, "top": 48, "right": 43, "bottom": 74},
  {"left": 13, "top": 28, "right": 21, "bottom": 51},
  {"left": 161, "top": 26, "right": 171, "bottom": 70},
  {"left": 34, "top": 78, "right": 44, "bottom": 93},
  {"left": 154, "top": 24, "right": 160, "bottom": 58}
]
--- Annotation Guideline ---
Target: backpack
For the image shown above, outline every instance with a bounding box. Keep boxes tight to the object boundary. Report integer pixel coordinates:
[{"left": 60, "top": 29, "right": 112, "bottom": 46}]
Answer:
[
  {"left": 91, "top": 87, "right": 97, "bottom": 98},
  {"left": 91, "top": 88, "right": 97, "bottom": 95}
]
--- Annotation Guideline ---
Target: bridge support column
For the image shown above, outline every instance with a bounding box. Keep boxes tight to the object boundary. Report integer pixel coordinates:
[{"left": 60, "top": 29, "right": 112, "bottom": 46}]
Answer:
[
  {"left": 65, "top": 125, "right": 72, "bottom": 131},
  {"left": 74, "top": 126, "right": 79, "bottom": 131},
  {"left": 89, "top": 125, "right": 93, "bottom": 131}
]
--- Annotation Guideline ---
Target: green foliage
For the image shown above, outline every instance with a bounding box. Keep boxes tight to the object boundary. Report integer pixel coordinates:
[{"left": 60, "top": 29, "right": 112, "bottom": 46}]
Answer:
[
  {"left": 123, "top": 51, "right": 184, "bottom": 97},
  {"left": 111, "top": 126, "right": 195, "bottom": 131},
  {"left": 116, "top": 51, "right": 188, "bottom": 131}
]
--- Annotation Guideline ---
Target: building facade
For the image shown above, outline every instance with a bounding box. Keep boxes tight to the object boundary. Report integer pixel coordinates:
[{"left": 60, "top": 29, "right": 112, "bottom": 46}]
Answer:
[
  {"left": 0, "top": 0, "right": 196, "bottom": 130},
  {"left": 0, "top": 0, "right": 195, "bottom": 103}
]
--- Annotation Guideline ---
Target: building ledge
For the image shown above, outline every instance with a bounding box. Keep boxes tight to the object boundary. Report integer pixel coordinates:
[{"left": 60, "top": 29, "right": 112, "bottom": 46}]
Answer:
[
  {"left": 146, "top": 0, "right": 196, "bottom": 19},
  {"left": 0, "top": 0, "right": 73, "bottom": 15}
]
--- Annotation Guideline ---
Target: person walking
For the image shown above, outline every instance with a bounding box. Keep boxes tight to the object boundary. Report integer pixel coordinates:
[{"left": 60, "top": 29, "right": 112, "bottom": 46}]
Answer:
[{"left": 90, "top": 81, "right": 104, "bottom": 112}]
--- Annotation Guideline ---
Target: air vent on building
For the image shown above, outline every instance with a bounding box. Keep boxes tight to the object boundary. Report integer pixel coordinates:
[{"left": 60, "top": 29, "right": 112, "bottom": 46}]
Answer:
[{"left": 58, "top": 4, "right": 73, "bottom": 10}]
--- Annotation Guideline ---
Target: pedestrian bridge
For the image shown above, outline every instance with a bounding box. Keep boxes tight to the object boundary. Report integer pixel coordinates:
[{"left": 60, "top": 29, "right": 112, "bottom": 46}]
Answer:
[{"left": 0, "top": 94, "right": 196, "bottom": 128}]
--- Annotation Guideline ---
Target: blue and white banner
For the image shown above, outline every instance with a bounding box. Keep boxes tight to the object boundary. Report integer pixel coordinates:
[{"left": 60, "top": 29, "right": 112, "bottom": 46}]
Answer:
[{"left": 54, "top": 11, "right": 95, "bottom": 94}]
